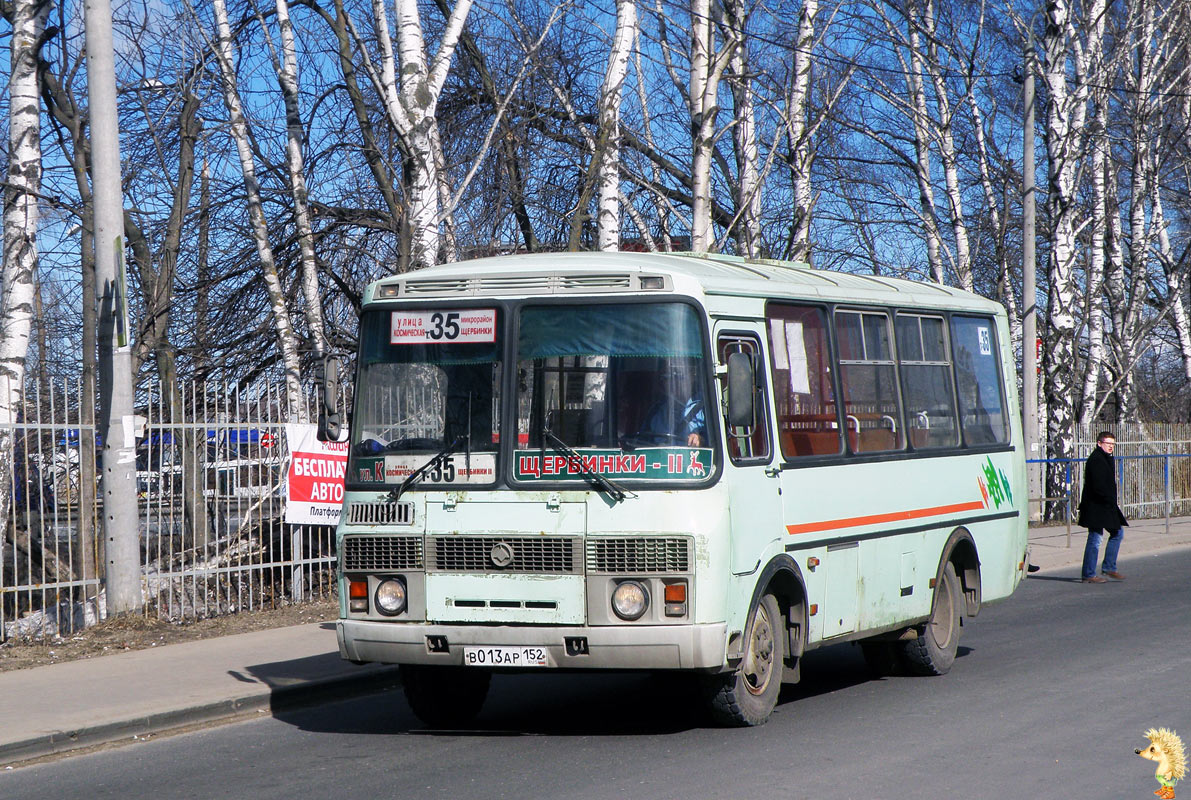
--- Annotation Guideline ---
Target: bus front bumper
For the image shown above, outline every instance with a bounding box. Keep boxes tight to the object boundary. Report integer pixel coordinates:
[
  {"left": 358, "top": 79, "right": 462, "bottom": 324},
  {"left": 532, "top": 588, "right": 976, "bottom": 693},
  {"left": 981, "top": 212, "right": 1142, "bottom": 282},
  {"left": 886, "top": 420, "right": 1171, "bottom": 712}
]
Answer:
[{"left": 337, "top": 619, "right": 728, "bottom": 671}]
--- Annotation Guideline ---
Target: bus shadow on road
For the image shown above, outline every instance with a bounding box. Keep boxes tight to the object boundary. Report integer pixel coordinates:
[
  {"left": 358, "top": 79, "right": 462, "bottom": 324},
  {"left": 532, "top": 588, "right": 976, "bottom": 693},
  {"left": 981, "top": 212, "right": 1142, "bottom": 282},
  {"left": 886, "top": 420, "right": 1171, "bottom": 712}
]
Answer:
[
  {"left": 272, "top": 641, "right": 961, "bottom": 738},
  {"left": 779, "top": 640, "right": 976, "bottom": 703}
]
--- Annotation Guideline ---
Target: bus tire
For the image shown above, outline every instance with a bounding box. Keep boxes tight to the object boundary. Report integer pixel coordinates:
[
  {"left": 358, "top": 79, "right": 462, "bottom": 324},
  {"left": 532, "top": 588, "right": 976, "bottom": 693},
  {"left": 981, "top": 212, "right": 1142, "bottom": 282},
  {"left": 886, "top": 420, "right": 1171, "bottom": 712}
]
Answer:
[
  {"left": 901, "top": 560, "right": 961, "bottom": 676},
  {"left": 400, "top": 665, "right": 491, "bottom": 727},
  {"left": 704, "top": 593, "right": 783, "bottom": 726}
]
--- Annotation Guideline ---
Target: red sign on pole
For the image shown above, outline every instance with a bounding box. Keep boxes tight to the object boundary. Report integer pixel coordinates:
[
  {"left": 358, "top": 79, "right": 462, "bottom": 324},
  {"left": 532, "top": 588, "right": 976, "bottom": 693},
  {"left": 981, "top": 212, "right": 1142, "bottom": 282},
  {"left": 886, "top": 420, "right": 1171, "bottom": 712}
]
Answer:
[{"left": 285, "top": 424, "right": 348, "bottom": 524}]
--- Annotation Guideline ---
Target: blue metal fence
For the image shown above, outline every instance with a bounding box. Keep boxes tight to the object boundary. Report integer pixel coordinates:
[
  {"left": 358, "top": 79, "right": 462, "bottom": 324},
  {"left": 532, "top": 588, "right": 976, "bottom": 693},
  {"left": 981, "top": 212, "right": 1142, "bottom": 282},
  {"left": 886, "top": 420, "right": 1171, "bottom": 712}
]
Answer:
[{"left": 1028, "top": 452, "right": 1191, "bottom": 532}]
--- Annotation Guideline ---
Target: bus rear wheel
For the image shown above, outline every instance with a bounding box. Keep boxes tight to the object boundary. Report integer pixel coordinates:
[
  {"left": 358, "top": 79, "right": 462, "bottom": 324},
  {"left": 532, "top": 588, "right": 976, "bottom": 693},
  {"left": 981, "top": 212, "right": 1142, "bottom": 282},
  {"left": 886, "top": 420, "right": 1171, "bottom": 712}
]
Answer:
[
  {"left": 901, "top": 560, "right": 962, "bottom": 675},
  {"left": 704, "top": 593, "right": 784, "bottom": 726},
  {"left": 400, "top": 665, "right": 491, "bottom": 727}
]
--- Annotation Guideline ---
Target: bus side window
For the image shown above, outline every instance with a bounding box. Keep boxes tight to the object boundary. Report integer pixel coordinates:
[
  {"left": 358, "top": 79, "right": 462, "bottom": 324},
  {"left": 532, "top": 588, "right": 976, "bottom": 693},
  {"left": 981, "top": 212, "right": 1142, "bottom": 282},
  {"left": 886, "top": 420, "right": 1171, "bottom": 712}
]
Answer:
[
  {"left": 951, "top": 316, "right": 1009, "bottom": 445},
  {"left": 717, "top": 335, "right": 771, "bottom": 463},
  {"left": 765, "top": 304, "right": 843, "bottom": 459},
  {"left": 896, "top": 314, "right": 960, "bottom": 449},
  {"left": 835, "top": 309, "right": 904, "bottom": 453}
]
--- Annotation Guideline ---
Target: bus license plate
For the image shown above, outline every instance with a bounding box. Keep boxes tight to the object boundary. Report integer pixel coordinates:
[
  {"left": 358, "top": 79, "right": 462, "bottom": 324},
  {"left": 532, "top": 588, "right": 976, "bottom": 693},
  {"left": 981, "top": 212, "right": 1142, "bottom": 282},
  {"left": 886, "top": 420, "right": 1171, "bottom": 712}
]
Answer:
[{"left": 462, "top": 646, "right": 549, "bottom": 667}]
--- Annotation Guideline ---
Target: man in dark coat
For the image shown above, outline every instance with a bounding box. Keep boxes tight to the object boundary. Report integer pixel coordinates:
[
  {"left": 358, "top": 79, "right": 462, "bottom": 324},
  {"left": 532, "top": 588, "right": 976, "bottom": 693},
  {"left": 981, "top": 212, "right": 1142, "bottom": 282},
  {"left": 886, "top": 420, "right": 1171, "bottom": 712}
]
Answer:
[{"left": 1077, "top": 432, "right": 1128, "bottom": 583}]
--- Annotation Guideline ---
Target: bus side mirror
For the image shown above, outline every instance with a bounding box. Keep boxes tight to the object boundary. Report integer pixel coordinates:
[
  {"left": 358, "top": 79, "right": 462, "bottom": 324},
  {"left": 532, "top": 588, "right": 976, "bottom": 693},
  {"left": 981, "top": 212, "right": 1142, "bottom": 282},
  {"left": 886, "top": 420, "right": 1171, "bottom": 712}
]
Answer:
[
  {"left": 317, "top": 356, "right": 342, "bottom": 442},
  {"left": 726, "top": 352, "right": 755, "bottom": 428}
]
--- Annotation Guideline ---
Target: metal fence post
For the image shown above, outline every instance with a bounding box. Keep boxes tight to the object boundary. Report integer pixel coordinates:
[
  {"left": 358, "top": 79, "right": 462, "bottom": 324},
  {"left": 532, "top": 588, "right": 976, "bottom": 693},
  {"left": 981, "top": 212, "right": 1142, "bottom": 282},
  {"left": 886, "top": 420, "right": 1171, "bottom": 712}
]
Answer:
[
  {"left": 1165, "top": 454, "right": 1171, "bottom": 536},
  {"left": 1065, "top": 460, "right": 1072, "bottom": 549},
  {"left": 291, "top": 526, "right": 305, "bottom": 602}
]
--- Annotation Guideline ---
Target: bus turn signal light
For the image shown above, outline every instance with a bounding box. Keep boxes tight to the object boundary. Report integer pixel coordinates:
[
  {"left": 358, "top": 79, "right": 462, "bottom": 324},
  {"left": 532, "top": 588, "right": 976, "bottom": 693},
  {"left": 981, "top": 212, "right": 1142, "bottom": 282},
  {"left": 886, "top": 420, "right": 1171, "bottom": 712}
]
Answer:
[
  {"left": 664, "top": 582, "right": 687, "bottom": 617},
  {"left": 349, "top": 579, "right": 368, "bottom": 613}
]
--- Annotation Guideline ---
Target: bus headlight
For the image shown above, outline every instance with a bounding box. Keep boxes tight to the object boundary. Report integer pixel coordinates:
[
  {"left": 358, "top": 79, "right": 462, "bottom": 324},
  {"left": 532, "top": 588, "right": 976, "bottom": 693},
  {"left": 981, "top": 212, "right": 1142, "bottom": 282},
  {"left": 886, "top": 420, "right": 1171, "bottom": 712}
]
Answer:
[
  {"left": 611, "top": 580, "right": 649, "bottom": 621},
  {"left": 375, "top": 578, "right": 407, "bottom": 616}
]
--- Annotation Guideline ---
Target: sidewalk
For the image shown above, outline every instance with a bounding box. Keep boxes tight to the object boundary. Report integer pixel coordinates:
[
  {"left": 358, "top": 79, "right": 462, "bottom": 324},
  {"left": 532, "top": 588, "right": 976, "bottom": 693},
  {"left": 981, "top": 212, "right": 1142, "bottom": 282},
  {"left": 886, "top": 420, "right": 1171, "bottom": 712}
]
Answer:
[
  {"left": 3, "top": 516, "right": 1190, "bottom": 768},
  {"left": 1026, "top": 513, "right": 1191, "bottom": 572},
  {"left": 0, "top": 622, "right": 400, "bottom": 766}
]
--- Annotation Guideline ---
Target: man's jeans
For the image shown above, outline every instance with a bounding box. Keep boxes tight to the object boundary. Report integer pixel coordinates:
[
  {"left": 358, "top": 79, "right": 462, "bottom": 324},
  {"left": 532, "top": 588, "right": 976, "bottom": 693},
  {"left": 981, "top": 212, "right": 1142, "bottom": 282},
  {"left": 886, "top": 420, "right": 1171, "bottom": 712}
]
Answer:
[{"left": 1081, "top": 527, "right": 1124, "bottom": 578}]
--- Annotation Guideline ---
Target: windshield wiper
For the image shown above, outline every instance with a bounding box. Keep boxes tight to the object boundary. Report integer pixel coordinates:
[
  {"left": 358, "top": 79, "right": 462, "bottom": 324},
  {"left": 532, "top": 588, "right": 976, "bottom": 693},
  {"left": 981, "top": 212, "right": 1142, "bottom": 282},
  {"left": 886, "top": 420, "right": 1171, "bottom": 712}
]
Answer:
[
  {"left": 390, "top": 435, "right": 464, "bottom": 501},
  {"left": 543, "top": 429, "right": 634, "bottom": 503}
]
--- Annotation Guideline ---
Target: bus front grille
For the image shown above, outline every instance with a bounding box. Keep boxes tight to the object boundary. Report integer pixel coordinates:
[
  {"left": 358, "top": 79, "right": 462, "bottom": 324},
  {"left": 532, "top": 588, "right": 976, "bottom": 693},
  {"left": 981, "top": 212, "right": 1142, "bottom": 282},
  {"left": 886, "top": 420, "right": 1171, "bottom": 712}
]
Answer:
[
  {"left": 342, "top": 535, "right": 424, "bottom": 571},
  {"left": 586, "top": 537, "right": 692, "bottom": 574},
  {"left": 426, "top": 536, "right": 582, "bottom": 574},
  {"left": 346, "top": 501, "right": 414, "bottom": 526}
]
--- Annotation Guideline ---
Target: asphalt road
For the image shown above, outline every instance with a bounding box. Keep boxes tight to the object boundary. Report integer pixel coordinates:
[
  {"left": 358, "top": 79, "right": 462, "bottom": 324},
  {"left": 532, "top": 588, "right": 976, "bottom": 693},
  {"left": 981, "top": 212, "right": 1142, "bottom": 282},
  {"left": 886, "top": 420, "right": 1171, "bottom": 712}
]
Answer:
[{"left": 5, "top": 547, "right": 1187, "bottom": 800}]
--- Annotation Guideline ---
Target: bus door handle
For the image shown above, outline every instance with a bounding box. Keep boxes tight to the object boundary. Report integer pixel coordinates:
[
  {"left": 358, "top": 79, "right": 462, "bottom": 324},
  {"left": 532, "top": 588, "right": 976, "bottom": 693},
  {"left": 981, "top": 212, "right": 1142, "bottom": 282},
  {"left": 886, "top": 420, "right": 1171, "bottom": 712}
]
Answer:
[{"left": 764, "top": 466, "right": 781, "bottom": 478}]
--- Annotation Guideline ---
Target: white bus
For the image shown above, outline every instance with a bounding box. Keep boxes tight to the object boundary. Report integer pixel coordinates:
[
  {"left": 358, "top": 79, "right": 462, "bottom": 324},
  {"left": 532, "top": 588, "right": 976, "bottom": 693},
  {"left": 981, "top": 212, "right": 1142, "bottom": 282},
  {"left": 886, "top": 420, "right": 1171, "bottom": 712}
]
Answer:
[{"left": 323, "top": 252, "right": 1029, "bottom": 727}]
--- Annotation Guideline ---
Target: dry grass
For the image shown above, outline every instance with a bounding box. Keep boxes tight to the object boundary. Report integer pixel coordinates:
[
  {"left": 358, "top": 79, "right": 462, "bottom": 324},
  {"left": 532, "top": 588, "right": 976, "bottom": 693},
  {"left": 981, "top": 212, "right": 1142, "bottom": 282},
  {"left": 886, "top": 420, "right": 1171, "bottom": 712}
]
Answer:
[{"left": 0, "top": 599, "right": 337, "bottom": 672}]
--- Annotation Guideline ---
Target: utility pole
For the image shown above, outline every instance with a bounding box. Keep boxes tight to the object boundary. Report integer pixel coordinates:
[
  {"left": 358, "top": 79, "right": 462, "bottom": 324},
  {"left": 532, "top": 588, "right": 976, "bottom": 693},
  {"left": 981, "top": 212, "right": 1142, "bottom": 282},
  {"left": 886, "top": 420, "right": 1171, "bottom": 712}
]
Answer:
[
  {"left": 84, "top": 0, "right": 141, "bottom": 614},
  {"left": 1022, "top": 33, "right": 1040, "bottom": 518}
]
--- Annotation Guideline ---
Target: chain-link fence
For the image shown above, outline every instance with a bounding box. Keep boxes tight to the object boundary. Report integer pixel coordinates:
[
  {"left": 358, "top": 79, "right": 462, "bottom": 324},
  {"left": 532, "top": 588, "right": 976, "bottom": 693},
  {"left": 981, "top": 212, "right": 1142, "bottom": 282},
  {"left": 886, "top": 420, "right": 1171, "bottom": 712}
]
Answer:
[{"left": 1, "top": 379, "right": 338, "bottom": 641}]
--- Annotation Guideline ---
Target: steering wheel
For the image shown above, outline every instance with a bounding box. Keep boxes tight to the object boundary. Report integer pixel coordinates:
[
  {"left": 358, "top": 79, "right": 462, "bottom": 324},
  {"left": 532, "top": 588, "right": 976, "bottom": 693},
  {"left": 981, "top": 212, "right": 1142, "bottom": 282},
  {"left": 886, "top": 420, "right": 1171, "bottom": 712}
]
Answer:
[
  {"left": 621, "top": 431, "right": 687, "bottom": 449},
  {"left": 384, "top": 437, "right": 443, "bottom": 452}
]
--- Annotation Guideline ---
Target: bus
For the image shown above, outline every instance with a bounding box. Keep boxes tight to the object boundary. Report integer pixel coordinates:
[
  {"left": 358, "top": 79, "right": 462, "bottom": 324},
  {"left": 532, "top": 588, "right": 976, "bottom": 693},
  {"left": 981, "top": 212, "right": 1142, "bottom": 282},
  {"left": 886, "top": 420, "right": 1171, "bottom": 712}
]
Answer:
[{"left": 322, "top": 251, "right": 1029, "bottom": 727}]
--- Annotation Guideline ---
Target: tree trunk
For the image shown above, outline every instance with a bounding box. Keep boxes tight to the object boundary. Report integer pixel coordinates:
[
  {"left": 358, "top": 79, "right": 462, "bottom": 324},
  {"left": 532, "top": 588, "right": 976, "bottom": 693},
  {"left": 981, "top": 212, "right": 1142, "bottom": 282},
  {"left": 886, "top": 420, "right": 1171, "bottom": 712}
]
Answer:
[
  {"left": 787, "top": 0, "right": 817, "bottom": 263},
  {"left": 0, "top": 0, "right": 50, "bottom": 522},
  {"left": 596, "top": 0, "right": 636, "bottom": 251},
  {"left": 273, "top": 0, "right": 328, "bottom": 362},
  {"left": 212, "top": 0, "right": 304, "bottom": 414},
  {"left": 689, "top": 0, "right": 730, "bottom": 252},
  {"left": 725, "top": 0, "right": 760, "bottom": 257}
]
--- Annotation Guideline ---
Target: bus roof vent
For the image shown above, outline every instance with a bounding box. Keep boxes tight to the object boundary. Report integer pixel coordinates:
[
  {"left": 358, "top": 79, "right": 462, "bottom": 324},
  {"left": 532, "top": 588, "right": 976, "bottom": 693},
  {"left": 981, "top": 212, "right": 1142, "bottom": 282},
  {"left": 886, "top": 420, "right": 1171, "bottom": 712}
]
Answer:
[
  {"left": 478, "top": 275, "right": 555, "bottom": 293},
  {"left": 558, "top": 273, "right": 634, "bottom": 291},
  {"left": 398, "top": 272, "right": 638, "bottom": 297},
  {"left": 401, "top": 278, "right": 472, "bottom": 296}
]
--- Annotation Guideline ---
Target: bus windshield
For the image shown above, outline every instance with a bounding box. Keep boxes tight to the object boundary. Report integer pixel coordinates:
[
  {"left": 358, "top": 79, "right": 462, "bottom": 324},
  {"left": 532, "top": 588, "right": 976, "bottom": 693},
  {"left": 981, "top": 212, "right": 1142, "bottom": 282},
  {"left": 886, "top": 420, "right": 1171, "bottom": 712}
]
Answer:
[
  {"left": 515, "top": 302, "right": 715, "bottom": 483},
  {"left": 349, "top": 307, "right": 502, "bottom": 487}
]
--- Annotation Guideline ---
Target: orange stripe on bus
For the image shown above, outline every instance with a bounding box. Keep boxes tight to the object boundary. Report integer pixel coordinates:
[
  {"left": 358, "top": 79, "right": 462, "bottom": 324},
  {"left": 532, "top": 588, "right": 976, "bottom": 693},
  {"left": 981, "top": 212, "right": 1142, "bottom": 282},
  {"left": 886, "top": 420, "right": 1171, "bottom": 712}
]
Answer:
[{"left": 785, "top": 500, "right": 987, "bottom": 535}]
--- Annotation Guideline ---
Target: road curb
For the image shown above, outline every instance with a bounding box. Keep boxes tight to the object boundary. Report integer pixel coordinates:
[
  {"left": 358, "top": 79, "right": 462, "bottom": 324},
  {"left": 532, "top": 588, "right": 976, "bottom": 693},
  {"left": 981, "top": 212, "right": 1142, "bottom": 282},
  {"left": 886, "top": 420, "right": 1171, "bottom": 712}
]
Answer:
[{"left": 0, "top": 666, "right": 402, "bottom": 768}]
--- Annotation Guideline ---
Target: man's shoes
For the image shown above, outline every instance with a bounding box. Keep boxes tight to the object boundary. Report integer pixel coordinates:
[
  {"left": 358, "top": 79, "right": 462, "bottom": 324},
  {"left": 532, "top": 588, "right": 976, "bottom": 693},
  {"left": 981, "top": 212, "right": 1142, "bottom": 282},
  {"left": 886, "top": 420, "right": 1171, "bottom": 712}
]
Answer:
[
  {"left": 1082, "top": 576, "right": 1108, "bottom": 583},
  {"left": 1104, "top": 571, "right": 1125, "bottom": 580}
]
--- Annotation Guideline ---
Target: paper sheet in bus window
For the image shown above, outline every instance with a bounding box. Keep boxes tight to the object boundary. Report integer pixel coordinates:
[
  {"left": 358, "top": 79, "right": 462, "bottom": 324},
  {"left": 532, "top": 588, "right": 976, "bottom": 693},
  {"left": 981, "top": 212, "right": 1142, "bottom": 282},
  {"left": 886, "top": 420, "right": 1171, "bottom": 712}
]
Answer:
[
  {"left": 769, "top": 319, "right": 789, "bottom": 368},
  {"left": 977, "top": 326, "right": 992, "bottom": 356},
  {"left": 783, "top": 322, "right": 811, "bottom": 394},
  {"left": 768, "top": 318, "right": 810, "bottom": 394}
]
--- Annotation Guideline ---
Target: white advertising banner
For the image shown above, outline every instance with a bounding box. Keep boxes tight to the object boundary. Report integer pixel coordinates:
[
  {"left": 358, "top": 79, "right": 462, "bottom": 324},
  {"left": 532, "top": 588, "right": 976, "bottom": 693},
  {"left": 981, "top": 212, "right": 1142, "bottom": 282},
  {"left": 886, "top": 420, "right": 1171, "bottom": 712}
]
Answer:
[{"left": 285, "top": 424, "right": 348, "bottom": 525}]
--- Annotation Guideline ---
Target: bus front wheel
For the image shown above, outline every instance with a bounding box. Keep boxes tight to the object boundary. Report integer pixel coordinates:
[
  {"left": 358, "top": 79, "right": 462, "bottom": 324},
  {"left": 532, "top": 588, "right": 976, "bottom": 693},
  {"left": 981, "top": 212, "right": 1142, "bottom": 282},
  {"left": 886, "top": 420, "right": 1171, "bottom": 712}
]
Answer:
[
  {"left": 400, "top": 665, "right": 491, "bottom": 727},
  {"left": 901, "top": 560, "right": 962, "bottom": 675},
  {"left": 704, "top": 593, "right": 784, "bottom": 726}
]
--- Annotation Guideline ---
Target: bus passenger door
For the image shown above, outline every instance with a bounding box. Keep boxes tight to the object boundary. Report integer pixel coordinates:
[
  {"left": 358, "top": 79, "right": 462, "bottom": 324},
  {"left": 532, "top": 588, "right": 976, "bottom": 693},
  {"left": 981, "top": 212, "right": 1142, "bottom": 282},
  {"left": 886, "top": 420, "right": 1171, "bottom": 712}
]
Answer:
[{"left": 715, "top": 327, "right": 782, "bottom": 575}]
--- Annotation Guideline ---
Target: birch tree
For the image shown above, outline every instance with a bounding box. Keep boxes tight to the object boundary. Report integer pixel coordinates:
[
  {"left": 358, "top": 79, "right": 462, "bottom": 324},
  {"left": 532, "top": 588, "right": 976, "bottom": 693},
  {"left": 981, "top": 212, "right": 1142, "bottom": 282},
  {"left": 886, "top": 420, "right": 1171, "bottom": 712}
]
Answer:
[
  {"left": 723, "top": 0, "right": 761, "bottom": 256},
  {"left": 1102, "top": 0, "right": 1189, "bottom": 421},
  {"left": 1077, "top": 4, "right": 1111, "bottom": 427},
  {"left": 596, "top": 0, "right": 636, "bottom": 251},
  {"left": 263, "top": 0, "right": 328, "bottom": 358},
  {"left": 787, "top": 0, "right": 819, "bottom": 262},
  {"left": 687, "top": 0, "right": 736, "bottom": 251},
  {"left": 211, "top": 0, "right": 304, "bottom": 414},
  {"left": 0, "top": 0, "right": 50, "bottom": 517},
  {"left": 1039, "top": 0, "right": 1098, "bottom": 493},
  {"left": 364, "top": 0, "right": 474, "bottom": 269}
]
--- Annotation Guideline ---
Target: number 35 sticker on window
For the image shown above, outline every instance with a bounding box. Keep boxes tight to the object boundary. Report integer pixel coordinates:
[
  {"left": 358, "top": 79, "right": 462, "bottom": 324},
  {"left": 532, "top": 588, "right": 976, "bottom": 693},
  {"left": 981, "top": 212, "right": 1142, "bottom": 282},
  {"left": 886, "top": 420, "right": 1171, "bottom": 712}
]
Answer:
[{"left": 390, "top": 309, "right": 497, "bottom": 344}]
